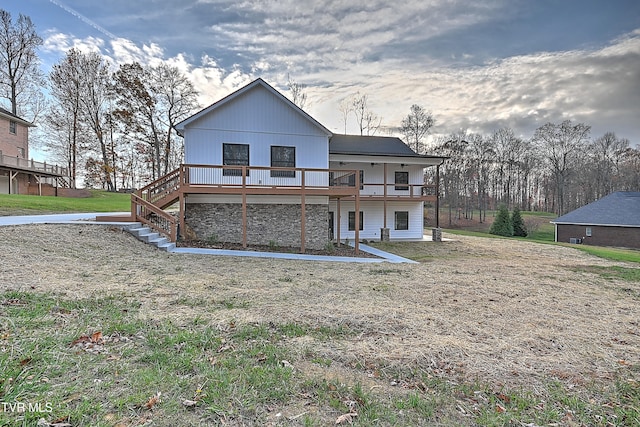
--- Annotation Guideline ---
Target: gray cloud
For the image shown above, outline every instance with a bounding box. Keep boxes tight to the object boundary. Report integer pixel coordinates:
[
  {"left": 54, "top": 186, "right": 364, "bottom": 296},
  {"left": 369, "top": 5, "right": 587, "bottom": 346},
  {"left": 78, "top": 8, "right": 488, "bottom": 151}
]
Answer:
[{"left": 38, "top": 0, "right": 640, "bottom": 146}]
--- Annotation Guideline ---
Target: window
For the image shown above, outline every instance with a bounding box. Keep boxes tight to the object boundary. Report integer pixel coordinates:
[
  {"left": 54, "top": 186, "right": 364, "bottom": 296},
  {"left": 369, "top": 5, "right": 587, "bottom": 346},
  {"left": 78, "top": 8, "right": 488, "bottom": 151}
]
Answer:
[
  {"left": 223, "top": 143, "right": 249, "bottom": 176},
  {"left": 17, "top": 147, "right": 25, "bottom": 158},
  {"left": 9, "top": 120, "right": 16, "bottom": 134},
  {"left": 348, "top": 211, "right": 364, "bottom": 231},
  {"left": 395, "top": 211, "right": 409, "bottom": 230},
  {"left": 270, "top": 146, "right": 295, "bottom": 177},
  {"left": 395, "top": 171, "right": 409, "bottom": 191},
  {"left": 586, "top": 227, "right": 592, "bottom": 237},
  {"left": 348, "top": 170, "right": 364, "bottom": 189}
]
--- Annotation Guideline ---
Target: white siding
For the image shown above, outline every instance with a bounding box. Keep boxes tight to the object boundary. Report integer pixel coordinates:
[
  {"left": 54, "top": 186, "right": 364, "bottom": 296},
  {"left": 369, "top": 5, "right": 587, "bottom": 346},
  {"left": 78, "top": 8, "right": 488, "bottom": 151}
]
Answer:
[
  {"left": 328, "top": 200, "right": 424, "bottom": 240},
  {"left": 184, "top": 85, "right": 329, "bottom": 173}
]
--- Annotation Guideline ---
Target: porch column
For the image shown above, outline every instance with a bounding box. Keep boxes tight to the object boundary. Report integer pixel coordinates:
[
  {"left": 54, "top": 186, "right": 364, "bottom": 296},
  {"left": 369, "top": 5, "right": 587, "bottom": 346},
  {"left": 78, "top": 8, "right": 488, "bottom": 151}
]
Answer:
[
  {"left": 336, "top": 198, "right": 341, "bottom": 243},
  {"left": 242, "top": 166, "right": 247, "bottom": 248},
  {"left": 355, "top": 172, "right": 360, "bottom": 255},
  {"left": 9, "top": 171, "right": 17, "bottom": 194},
  {"left": 435, "top": 164, "right": 440, "bottom": 229},
  {"left": 383, "top": 163, "right": 388, "bottom": 228},
  {"left": 300, "top": 169, "right": 306, "bottom": 253}
]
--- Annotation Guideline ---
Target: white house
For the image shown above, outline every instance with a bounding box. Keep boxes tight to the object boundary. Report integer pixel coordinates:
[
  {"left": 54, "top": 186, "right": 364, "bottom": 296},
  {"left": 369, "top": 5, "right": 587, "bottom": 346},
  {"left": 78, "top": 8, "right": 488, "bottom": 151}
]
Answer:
[{"left": 132, "top": 78, "right": 445, "bottom": 252}]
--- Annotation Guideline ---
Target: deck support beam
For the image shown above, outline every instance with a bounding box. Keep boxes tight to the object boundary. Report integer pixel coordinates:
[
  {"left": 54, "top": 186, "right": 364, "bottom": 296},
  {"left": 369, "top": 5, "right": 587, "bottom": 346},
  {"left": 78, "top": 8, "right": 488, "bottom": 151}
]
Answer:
[{"left": 300, "top": 169, "right": 306, "bottom": 253}]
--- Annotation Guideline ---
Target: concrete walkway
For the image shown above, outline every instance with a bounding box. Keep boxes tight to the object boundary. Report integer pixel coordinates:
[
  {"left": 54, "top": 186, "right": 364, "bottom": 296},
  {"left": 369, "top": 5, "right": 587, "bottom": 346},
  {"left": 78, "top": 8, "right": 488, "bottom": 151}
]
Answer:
[{"left": 0, "top": 213, "right": 417, "bottom": 264}]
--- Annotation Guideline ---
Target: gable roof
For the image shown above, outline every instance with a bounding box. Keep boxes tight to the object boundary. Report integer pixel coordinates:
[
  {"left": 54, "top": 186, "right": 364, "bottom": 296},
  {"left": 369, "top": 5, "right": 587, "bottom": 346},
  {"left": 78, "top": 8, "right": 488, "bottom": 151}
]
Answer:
[
  {"left": 175, "top": 78, "right": 331, "bottom": 137},
  {"left": 0, "top": 108, "right": 35, "bottom": 127},
  {"left": 330, "top": 134, "right": 446, "bottom": 161},
  {"left": 552, "top": 192, "right": 640, "bottom": 227}
]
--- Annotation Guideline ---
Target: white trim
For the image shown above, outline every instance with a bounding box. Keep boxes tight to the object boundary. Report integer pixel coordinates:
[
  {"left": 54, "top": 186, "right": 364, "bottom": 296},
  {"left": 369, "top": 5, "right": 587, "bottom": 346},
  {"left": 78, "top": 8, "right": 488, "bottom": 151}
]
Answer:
[{"left": 330, "top": 153, "right": 443, "bottom": 166}]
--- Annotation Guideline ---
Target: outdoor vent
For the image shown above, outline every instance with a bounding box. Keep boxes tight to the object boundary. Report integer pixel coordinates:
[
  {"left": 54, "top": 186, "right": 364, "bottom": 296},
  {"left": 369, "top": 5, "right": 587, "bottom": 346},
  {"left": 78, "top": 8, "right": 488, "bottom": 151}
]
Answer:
[{"left": 569, "top": 238, "right": 583, "bottom": 244}]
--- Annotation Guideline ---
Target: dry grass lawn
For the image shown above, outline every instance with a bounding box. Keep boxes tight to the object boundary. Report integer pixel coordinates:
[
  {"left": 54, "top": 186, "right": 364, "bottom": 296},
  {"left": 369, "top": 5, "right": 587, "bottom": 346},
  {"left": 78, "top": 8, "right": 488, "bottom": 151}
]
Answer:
[{"left": 1, "top": 223, "right": 639, "bottom": 425}]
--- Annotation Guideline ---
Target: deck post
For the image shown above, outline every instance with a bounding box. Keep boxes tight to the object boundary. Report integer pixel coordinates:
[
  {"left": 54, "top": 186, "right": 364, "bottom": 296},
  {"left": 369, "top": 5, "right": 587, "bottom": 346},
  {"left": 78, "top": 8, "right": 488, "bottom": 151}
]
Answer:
[
  {"left": 242, "top": 166, "right": 247, "bottom": 248},
  {"left": 300, "top": 169, "right": 306, "bottom": 253},
  {"left": 355, "top": 170, "right": 360, "bottom": 255},
  {"left": 336, "top": 198, "right": 341, "bottom": 243},
  {"left": 435, "top": 164, "right": 440, "bottom": 229},
  {"left": 383, "top": 163, "right": 388, "bottom": 228},
  {"left": 179, "top": 166, "right": 186, "bottom": 238}
]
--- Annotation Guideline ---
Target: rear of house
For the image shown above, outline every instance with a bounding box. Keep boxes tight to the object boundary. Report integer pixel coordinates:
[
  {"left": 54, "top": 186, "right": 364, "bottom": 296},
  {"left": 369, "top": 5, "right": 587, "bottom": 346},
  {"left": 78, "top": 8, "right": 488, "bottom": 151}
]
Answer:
[
  {"left": 552, "top": 192, "right": 640, "bottom": 249},
  {"left": 168, "top": 78, "right": 445, "bottom": 250}
]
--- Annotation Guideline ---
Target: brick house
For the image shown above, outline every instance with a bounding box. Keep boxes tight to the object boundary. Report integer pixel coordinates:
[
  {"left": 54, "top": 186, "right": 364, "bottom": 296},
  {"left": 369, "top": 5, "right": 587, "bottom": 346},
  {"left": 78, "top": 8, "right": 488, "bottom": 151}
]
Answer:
[
  {"left": 552, "top": 191, "right": 640, "bottom": 249},
  {"left": 0, "top": 108, "right": 69, "bottom": 195}
]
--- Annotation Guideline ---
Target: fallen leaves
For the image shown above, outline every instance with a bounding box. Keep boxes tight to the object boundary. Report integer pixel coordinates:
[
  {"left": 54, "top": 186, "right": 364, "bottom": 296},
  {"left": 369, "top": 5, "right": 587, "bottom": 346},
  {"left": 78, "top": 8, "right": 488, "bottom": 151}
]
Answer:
[
  {"left": 144, "top": 392, "right": 162, "bottom": 410},
  {"left": 335, "top": 412, "right": 358, "bottom": 424},
  {"left": 70, "top": 331, "right": 108, "bottom": 354}
]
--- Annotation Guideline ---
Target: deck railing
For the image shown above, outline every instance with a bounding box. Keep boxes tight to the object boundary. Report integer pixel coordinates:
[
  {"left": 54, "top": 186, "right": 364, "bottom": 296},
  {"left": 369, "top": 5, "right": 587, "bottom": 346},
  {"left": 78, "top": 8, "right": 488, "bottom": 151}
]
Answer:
[
  {"left": 180, "top": 164, "right": 360, "bottom": 194},
  {"left": 0, "top": 152, "right": 69, "bottom": 176},
  {"left": 131, "top": 193, "right": 178, "bottom": 241}
]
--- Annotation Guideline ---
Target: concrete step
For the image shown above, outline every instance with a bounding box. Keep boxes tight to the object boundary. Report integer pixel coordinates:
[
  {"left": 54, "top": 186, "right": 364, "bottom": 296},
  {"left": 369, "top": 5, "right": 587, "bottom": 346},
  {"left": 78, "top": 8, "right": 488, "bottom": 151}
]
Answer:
[
  {"left": 139, "top": 231, "right": 160, "bottom": 243},
  {"left": 125, "top": 224, "right": 176, "bottom": 252}
]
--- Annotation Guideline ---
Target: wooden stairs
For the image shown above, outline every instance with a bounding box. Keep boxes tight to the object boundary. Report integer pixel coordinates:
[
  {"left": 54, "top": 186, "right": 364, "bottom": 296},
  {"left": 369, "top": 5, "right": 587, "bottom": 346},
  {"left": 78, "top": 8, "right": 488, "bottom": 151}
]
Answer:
[{"left": 97, "top": 168, "right": 183, "bottom": 244}]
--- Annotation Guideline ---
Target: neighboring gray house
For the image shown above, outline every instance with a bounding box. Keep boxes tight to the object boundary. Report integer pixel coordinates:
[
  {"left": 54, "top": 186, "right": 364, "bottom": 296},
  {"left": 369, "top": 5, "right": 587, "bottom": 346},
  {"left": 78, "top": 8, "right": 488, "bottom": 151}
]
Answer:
[{"left": 551, "top": 192, "right": 640, "bottom": 249}]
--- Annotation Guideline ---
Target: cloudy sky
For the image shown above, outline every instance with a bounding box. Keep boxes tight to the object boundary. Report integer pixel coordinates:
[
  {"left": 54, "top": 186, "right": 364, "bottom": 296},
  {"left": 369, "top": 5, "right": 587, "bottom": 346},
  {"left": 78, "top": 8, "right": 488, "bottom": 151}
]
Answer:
[{"left": 4, "top": 0, "right": 640, "bottom": 152}]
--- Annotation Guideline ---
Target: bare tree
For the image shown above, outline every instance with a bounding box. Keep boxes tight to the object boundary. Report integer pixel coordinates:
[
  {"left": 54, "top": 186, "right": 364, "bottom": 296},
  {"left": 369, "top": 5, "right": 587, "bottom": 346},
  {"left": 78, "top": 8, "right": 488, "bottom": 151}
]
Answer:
[
  {"left": 77, "top": 51, "right": 116, "bottom": 191},
  {"left": 286, "top": 74, "right": 308, "bottom": 110},
  {"left": 112, "top": 62, "right": 199, "bottom": 180},
  {"left": 533, "top": 120, "right": 590, "bottom": 215},
  {"left": 400, "top": 104, "right": 434, "bottom": 154},
  {"left": 351, "top": 92, "right": 381, "bottom": 135},
  {"left": 0, "top": 9, "right": 45, "bottom": 119},
  {"left": 152, "top": 63, "right": 199, "bottom": 175},
  {"left": 338, "top": 96, "right": 352, "bottom": 134},
  {"left": 48, "top": 49, "right": 84, "bottom": 188},
  {"left": 588, "top": 132, "right": 630, "bottom": 199}
]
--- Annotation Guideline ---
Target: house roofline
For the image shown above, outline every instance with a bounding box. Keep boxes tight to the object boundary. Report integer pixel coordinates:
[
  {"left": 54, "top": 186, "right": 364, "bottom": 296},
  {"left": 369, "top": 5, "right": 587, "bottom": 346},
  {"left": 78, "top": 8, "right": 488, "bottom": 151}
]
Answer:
[
  {"left": 551, "top": 221, "right": 640, "bottom": 228},
  {"left": 174, "top": 78, "right": 332, "bottom": 137},
  {"left": 0, "top": 108, "right": 35, "bottom": 127}
]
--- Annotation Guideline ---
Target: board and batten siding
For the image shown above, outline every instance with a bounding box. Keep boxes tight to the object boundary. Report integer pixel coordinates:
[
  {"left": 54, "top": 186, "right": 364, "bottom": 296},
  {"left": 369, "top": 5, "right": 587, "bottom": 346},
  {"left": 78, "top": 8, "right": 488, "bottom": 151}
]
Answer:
[
  {"left": 183, "top": 84, "right": 329, "bottom": 185},
  {"left": 329, "top": 162, "right": 424, "bottom": 196},
  {"left": 329, "top": 200, "right": 424, "bottom": 240}
]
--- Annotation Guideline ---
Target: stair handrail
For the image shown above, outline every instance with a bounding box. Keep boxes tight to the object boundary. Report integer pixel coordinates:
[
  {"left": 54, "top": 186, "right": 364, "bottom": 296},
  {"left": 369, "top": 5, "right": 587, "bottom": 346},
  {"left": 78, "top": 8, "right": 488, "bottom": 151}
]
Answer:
[
  {"left": 138, "top": 168, "right": 181, "bottom": 205},
  {"left": 131, "top": 193, "right": 178, "bottom": 241}
]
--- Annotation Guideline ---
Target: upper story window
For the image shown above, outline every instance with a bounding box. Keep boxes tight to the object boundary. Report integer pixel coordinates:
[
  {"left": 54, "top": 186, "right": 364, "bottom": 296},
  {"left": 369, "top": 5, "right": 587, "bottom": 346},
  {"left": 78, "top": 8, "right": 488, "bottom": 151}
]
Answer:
[
  {"left": 270, "top": 146, "right": 295, "bottom": 177},
  {"left": 17, "top": 147, "right": 25, "bottom": 158},
  {"left": 223, "top": 143, "right": 249, "bottom": 176},
  {"left": 9, "top": 120, "right": 17, "bottom": 134},
  {"left": 395, "top": 171, "right": 409, "bottom": 191}
]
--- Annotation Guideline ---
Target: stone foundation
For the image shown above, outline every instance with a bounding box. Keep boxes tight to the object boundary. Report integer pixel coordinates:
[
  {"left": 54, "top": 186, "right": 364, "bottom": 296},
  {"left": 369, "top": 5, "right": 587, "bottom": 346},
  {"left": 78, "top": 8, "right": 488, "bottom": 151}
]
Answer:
[{"left": 185, "top": 203, "right": 329, "bottom": 250}]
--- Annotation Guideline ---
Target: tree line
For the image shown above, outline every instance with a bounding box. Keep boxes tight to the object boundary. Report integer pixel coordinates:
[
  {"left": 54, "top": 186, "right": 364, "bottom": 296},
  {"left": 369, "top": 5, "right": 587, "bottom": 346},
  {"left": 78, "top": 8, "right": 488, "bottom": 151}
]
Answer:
[
  {"left": 0, "top": 10, "right": 199, "bottom": 190},
  {"left": 1, "top": 9, "right": 638, "bottom": 206}
]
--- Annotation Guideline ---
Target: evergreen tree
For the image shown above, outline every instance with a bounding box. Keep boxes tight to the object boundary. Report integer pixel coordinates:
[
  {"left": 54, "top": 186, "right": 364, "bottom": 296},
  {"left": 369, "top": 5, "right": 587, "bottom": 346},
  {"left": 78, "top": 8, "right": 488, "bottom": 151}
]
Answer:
[
  {"left": 511, "top": 206, "right": 528, "bottom": 237},
  {"left": 489, "top": 204, "right": 513, "bottom": 237}
]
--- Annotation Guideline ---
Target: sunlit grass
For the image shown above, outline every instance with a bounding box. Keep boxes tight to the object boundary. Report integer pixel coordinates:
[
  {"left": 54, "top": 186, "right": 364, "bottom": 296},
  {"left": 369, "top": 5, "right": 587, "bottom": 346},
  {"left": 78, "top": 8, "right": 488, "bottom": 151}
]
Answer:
[{"left": 0, "top": 190, "right": 130, "bottom": 215}]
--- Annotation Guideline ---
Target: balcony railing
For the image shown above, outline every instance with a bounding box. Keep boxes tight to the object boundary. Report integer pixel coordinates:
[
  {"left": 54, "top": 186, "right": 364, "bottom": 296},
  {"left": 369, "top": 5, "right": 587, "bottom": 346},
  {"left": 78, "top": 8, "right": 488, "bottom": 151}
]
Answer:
[
  {"left": 180, "top": 164, "right": 360, "bottom": 196},
  {"left": 0, "top": 152, "right": 69, "bottom": 176}
]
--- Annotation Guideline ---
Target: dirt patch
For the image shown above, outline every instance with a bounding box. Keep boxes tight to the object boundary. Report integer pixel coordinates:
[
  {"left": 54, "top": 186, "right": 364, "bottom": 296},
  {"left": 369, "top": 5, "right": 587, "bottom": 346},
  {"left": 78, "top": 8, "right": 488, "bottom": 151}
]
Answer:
[
  {"left": 177, "top": 239, "right": 380, "bottom": 258},
  {"left": 1, "top": 223, "right": 639, "bottom": 392}
]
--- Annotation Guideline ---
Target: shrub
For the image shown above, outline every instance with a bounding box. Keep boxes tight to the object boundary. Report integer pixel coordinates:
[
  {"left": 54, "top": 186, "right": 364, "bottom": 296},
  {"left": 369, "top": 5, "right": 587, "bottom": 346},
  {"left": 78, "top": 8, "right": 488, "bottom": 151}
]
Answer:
[
  {"left": 489, "top": 205, "right": 513, "bottom": 237},
  {"left": 512, "top": 206, "right": 528, "bottom": 237}
]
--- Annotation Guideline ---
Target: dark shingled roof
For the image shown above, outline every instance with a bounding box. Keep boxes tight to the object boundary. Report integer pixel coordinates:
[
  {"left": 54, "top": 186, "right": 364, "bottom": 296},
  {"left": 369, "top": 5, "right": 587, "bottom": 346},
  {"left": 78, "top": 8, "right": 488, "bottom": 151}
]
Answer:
[
  {"left": 329, "top": 134, "right": 427, "bottom": 157},
  {"left": 552, "top": 192, "right": 640, "bottom": 227}
]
